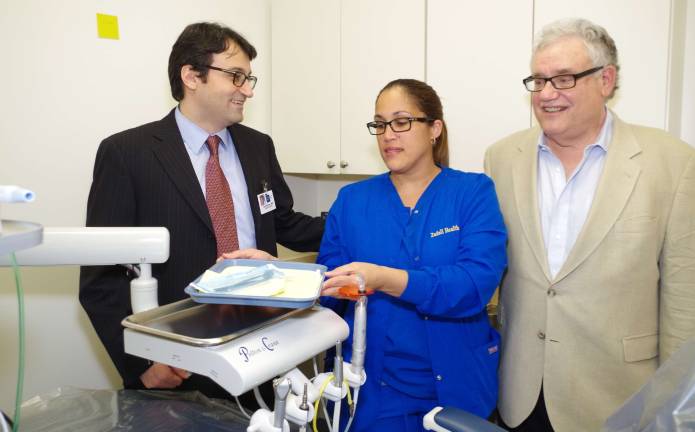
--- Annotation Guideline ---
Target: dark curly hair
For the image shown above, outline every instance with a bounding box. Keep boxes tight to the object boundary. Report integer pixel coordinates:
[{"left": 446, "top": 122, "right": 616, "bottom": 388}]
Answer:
[{"left": 168, "top": 22, "right": 257, "bottom": 101}]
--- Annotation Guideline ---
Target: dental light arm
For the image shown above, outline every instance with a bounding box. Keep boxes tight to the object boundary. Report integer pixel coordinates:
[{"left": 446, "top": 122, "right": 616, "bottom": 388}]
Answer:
[{"left": 0, "top": 226, "right": 170, "bottom": 312}]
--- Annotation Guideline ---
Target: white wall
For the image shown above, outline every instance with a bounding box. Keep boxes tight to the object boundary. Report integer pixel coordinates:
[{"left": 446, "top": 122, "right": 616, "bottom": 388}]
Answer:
[
  {"left": 427, "top": 0, "right": 533, "bottom": 172},
  {"left": 682, "top": 0, "right": 695, "bottom": 147},
  {"left": 0, "top": 0, "right": 270, "bottom": 415}
]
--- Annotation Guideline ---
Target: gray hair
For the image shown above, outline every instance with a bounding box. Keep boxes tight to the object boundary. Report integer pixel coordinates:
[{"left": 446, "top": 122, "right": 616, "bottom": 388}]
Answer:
[{"left": 533, "top": 18, "right": 620, "bottom": 98}]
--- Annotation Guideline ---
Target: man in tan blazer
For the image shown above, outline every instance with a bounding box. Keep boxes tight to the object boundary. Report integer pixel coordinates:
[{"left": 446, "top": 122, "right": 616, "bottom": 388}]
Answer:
[{"left": 484, "top": 18, "right": 695, "bottom": 432}]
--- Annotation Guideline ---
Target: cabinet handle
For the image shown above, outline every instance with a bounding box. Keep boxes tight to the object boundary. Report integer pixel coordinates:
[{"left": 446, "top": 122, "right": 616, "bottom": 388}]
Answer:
[
  {"left": 326, "top": 161, "right": 336, "bottom": 168},
  {"left": 340, "top": 160, "right": 349, "bottom": 168}
]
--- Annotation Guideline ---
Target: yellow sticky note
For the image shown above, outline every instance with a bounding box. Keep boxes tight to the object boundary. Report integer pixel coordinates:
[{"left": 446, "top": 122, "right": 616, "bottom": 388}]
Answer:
[{"left": 96, "top": 13, "right": 119, "bottom": 40}]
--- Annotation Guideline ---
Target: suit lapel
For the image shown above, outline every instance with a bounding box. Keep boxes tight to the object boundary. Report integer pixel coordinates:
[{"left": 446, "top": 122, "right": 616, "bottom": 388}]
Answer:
[
  {"left": 512, "top": 129, "right": 552, "bottom": 282},
  {"left": 228, "top": 124, "right": 262, "bottom": 233},
  {"left": 151, "top": 110, "right": 213, "bottom": 232},
  {"left": 553, "top": 115, "right": 642, "bottom": 283}
]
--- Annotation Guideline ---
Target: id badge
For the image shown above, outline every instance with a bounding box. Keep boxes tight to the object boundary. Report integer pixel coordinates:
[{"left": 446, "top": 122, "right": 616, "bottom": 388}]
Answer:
[{"left": 257, "top": 190, "right": 276, "bottom": 215}]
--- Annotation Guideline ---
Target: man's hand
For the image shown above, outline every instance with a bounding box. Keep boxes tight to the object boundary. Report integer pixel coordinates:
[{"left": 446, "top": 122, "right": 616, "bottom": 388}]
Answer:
[
  {"left": 140, "top": 362, "right": 191, "bottom": 389},
  {"left": 218, "top": 248, "right": 277, "bottom": 261}
]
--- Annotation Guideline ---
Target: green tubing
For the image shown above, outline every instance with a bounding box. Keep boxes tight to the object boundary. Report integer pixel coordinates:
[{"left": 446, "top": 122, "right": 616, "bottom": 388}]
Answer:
[{"left": 9, "top": 253, "right": 24, "bottom": 432}]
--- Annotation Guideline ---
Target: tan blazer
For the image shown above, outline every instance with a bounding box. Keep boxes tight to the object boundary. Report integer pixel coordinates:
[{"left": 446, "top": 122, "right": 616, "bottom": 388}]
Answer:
[{"left": 484, "top": 113, "right": 695, "bottom": 432}]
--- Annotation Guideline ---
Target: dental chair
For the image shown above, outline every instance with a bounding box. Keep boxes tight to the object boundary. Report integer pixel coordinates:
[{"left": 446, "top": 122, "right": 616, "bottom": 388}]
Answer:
[{"left": 424, "top": 407, "right": 506, "bottom": 432}]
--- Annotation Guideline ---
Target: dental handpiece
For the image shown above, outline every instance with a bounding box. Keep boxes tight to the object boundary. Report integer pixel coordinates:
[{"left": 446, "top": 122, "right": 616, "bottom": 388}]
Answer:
[
  {"left": 351, "top": 296, "right": 367, "bottom": 374},
  {"left": 350, "top": 275, "right": 367, "bottom": 375},
  {"left": 273, "top": 378, "right": 291, "bottom": 428},
  {"left": 334, "top": 342, "right": 343, "bottom": 387}
]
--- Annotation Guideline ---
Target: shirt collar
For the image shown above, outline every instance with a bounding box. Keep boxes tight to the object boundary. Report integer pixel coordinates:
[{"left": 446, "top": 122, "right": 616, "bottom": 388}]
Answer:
[
  {"left": 175, "top": 107, "right": 232, "bottom": 154},
  {"left": 538, "top": 108, "right": 613, "bottom": 155}
]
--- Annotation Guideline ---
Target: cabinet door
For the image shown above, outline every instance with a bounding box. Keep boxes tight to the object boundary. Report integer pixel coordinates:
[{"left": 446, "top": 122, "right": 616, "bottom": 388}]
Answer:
[
  {"left": 427, "top": 0, "right": 533, "bottom": 173},
  {"left": 271, "top": 0, "right": 341, "bottom": 173},
  {"left": 534, "top": 0, "right": 675, "bottom": 130},
  {"left": 340, "top": 0, "right": 426, "bottom": 175}
]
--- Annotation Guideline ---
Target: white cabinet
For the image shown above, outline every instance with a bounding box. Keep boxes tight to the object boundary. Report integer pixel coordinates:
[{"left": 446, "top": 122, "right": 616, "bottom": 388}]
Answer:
[
  {"left": 271, "top": 0, "right": 425, "bottom": 175},
  {"left": 271, "top": 0, "right": 341, "bottom": 174},
  {"left": 340, "top": 0, "right": 426, "bottom": 174},
  {"left": 274, "top": 0, "right": 684, "bottom": 175},
  {"left": 427, "top": 0, "right": 533, "bottom": 172}
]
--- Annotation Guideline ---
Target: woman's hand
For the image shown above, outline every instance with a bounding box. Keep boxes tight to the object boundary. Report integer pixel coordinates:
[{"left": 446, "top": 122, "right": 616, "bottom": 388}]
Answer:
[
  {"left": 322, "top": 262, "right": 408, "bottom": 298},
  {"left": 218, "top": 248, "right": 277, "bottom": 262}
]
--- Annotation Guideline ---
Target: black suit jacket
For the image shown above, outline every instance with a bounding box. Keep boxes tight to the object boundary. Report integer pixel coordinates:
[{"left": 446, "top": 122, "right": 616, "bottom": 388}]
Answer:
[{"left": 79, "top": 109, "right": 324, "bottom": 392}]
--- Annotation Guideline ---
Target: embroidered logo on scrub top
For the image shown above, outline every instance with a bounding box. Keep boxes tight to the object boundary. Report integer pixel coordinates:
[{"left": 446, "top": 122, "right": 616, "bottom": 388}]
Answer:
[{"left": 430, "top": 225, "right": 460, "bottom": 238}]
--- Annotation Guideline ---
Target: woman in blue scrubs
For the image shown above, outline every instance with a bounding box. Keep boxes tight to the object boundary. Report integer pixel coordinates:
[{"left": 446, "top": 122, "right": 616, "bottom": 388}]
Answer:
[{"left": 318, "top": 79, "right": 507, "bottom": 431}]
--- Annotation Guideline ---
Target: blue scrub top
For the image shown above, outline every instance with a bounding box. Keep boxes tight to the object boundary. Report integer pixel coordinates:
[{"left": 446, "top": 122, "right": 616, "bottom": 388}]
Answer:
[{"left": 318, "top": 167, "right": 507, "bottom": 429}]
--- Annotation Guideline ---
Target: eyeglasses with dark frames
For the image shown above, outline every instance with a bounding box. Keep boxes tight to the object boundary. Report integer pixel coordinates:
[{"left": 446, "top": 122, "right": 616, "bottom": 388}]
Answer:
[
  {"left": 366, "top": 117, "right": 434, "bottom": 135},
  {"left": 200, "top": 65, "right": 258, "bottom": 89},
  {"left": 522, "top": 65, "right": 604, "bottom": 92}
]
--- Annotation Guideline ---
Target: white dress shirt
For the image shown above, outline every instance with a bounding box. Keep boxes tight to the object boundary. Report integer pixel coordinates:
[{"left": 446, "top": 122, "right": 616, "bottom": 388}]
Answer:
[
  {"left": 175, "top": 107, "right": 257, "bottom": 249},
  {"left": 538, "top": 110, "right": 613, "bottom": 278}
]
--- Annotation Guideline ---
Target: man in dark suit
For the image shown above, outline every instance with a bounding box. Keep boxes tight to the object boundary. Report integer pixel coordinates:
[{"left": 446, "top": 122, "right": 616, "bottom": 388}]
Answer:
[{"left": 79, "top": 22, "right": 324, "bottom": 399}]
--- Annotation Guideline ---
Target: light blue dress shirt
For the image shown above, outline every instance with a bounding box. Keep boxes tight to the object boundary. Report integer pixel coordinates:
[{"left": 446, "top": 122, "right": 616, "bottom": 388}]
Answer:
[
  {"left": 538, "top": 110, "right": 613, "bottom": 278},
  {"left": 175, "top": 107, "right": 256, "bottom": 249}
]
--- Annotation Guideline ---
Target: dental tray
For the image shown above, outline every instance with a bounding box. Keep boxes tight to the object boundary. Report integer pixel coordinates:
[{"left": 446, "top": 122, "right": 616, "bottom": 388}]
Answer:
[{"left": 184, "top": 259, "right": 326, "bottom": 309}]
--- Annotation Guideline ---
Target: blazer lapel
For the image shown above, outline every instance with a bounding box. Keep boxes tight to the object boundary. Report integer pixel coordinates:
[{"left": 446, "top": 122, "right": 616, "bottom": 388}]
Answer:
[
  {"left": 151, "top": 110, "right": 213, "bottom": 232},
  {"left": 228, "top": 124, "right": 262, "bottom": 232},
  {"left": 512, "top": 129, "right": 552, "bottom": 282},
  {"left": 553, "top": 114, "right": 642, "bottom": 283}
]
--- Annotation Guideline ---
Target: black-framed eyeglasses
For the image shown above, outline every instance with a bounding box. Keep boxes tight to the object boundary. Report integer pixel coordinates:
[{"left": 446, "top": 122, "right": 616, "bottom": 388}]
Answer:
[
  {"left": 522, "top": 65, "right": 604, "bottom": 92},
  {"left": 366, "top": 117, "right": 434, "bottom": 135},
  {"left": 200, "top": 65, "right": 258, "bottom": 89}
]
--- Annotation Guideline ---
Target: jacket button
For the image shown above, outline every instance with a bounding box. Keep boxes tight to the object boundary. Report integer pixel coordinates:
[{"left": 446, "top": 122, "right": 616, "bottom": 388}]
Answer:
[
  {"left": 547, "top": 288, "right": 556, "bottom": 297},
  {"left": 436, "top": 375, "right": 443, "bottom": 381},
  {"left": 424, "top": 316, "right": 429, "bottom": 320},
  {"left": 538, "top": 331, "right": 546, "bottom": 340},
  {"left": 414, "top": 256, "right": 420, "bottom": 261}
]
